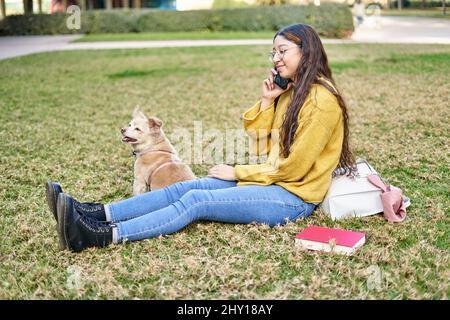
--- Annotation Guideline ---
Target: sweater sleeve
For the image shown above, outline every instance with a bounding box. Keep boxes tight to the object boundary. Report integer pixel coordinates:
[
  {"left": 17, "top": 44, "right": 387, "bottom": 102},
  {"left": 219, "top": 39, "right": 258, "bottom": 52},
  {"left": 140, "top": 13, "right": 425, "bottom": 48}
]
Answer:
[
  {"left": 235, "top": 94, "right": 342, "bottom": 184},
  {"left": 241, "top": 99, "right": 276, "bottom": 156}
]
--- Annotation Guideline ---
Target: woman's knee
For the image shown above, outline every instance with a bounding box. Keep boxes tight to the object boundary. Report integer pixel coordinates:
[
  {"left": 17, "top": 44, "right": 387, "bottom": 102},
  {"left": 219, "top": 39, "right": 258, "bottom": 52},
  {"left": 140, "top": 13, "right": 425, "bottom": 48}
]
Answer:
[
  {"left": 188, "top": 177, "right": 236, "bottom": 190},
  {"left": 170, "top": 177, "right": 212, "bottom": 191},
  {"left": 169, "top": 189, "right": 211, "bottom": 221},
  {"left": 163, "top": 178, "right": 202, "bottom": 202},
  {"left": 168, "top": 177, "right": 234, "bottom": 195},
  {"left": 178, "top": 189, "right": 210, "bottom": 206}
]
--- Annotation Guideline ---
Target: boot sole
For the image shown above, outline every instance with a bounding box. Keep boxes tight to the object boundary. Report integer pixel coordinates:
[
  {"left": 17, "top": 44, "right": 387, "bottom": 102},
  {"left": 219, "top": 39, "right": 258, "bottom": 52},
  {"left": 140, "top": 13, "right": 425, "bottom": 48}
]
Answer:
[
  {"left": 46, "top": 180, "right": 59, "bottom": 222},
  {"left": 57, "top": 193, "right": 70, "bottom": 251}
]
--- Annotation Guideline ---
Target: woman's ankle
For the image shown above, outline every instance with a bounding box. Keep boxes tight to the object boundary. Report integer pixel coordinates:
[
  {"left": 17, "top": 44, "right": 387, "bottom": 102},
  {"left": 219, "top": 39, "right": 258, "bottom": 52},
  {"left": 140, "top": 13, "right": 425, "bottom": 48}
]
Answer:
[
  {"left": 111, "top": 225, "right": 119, "bottom": 244},
  {"left": 104, "top": 204, "right": 113, "bottom": 222}
]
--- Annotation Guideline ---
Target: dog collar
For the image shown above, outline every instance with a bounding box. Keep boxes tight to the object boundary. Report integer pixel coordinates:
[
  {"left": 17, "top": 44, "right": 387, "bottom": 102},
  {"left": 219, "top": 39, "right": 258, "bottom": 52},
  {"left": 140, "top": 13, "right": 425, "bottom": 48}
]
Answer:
[{"left": 132, "top": 149, "right": 176, "bottom": 158}]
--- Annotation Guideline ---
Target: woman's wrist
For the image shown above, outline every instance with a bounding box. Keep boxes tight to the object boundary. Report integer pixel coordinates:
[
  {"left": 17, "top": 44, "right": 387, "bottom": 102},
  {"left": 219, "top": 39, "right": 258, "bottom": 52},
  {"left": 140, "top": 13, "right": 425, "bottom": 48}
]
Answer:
[{"left": 260, "top": 97, "right": 275, "bottom": 111}]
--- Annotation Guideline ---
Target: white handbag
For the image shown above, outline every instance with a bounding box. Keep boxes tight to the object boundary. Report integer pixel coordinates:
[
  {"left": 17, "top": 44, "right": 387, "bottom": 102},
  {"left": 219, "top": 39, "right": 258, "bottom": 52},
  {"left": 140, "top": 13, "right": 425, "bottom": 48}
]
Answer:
[{"left": 320, "top": 158, "right": 410, "bottom": 220}]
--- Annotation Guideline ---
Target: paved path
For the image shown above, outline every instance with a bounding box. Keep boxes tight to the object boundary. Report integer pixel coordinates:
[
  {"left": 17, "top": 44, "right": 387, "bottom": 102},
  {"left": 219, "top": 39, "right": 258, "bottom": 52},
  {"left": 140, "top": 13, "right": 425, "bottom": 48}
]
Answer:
[
  {"left": 0, "top": 35, "right": 82, "bottom": 60},
  {"left": 1, "top": 16, "right": 449, "bottom": 61},
  {"left": 351, "top": 16, "right": 450, "bottom": 44},
  {"left": 0, "top": 37, "right": 350, "bottom": 60}
]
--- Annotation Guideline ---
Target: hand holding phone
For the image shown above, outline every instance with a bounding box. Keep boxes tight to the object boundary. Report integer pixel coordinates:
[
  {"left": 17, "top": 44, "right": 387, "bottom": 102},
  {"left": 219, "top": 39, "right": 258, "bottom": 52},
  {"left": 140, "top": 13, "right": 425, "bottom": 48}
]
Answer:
[
  {"left": 262, "top": 68, "right": 292, "bottom": 101},
  {"left": 273, "top": 73, "right": 290, "bottom": 90}
]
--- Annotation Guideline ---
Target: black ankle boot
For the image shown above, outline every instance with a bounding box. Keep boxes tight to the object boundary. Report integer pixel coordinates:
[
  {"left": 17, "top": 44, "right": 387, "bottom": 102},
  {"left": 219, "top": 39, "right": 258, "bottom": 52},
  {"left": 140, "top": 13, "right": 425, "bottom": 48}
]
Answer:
[
  {"left": 46, "top": 180, "right": 63, "bottom": 222},
  {"left": 46, "top": 180, "right": 106, "bottom": 222},
  {"left": 57, "top": 193, "right": 113, "bottom": 252},
  {"left": 73, "top": 201, "right": 106, "bottom": 221}
]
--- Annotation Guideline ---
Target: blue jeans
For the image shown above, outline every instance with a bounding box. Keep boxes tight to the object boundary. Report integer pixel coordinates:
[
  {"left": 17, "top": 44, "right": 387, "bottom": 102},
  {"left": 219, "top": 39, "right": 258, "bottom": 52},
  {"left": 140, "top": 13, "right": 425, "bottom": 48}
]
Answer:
[{"left": 106, "top": 177, "right": 317, "bottom": 243}]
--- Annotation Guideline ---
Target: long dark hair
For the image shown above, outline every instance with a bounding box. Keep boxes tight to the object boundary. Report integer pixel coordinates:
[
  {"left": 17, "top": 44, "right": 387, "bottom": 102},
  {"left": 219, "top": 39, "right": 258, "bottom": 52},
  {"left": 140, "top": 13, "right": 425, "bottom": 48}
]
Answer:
[{"left": 274, "top": 24, "right": 357, "bottom": 177}]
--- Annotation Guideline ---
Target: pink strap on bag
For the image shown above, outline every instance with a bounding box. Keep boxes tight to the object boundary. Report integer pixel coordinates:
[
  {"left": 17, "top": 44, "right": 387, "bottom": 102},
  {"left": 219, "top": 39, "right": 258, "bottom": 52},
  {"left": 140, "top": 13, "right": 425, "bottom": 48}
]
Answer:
[{"left": 367, "top": 174, "right": 406, "bottom": 223}]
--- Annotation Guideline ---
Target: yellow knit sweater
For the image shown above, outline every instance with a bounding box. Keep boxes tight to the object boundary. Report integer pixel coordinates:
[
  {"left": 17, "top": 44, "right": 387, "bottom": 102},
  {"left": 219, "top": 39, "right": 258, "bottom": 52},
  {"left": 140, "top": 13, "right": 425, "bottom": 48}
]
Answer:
[{"left": 234, "top": 80, "right": 344, "bottom": 204}]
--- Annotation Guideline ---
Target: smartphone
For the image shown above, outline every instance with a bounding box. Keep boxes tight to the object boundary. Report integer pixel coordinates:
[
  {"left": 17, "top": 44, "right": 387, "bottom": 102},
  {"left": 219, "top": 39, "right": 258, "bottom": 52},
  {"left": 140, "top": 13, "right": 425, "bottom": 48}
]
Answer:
[{"left": 273, "top": 72, "right": 290, "bottom": 90}]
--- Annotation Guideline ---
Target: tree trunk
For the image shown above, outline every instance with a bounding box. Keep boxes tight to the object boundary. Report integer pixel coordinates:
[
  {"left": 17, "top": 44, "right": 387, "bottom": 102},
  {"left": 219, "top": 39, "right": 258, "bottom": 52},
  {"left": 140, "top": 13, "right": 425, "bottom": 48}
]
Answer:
[
  {"left": 80, "top": 0, "right": 87, "bottom": 11},
  {"left": 23, "top": 0, "right": 33, "bottom": 14},
  {"left": 1, "top": 0, "right": 6, "bottom": 19}
]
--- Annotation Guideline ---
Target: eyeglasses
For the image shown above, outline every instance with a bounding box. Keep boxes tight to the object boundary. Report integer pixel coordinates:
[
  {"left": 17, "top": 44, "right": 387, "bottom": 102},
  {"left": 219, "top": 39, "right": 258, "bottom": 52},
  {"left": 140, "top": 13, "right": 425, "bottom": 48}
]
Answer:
[{"left": 268, "top": 46, "right": 300, "bottom": 62}]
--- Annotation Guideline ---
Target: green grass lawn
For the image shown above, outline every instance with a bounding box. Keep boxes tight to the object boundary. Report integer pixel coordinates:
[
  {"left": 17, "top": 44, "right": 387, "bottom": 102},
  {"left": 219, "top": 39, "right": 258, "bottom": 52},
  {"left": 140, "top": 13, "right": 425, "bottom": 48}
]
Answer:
[{"left": 0, "top": 43, "right": 449, "bottom": 299}]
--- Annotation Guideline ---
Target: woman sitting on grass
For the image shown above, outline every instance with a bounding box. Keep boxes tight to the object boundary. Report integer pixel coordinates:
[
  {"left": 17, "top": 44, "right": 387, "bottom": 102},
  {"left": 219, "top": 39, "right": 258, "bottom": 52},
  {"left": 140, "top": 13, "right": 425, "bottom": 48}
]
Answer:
[{"left": 46, "top": 23, "right": 357, "bottom": 252}]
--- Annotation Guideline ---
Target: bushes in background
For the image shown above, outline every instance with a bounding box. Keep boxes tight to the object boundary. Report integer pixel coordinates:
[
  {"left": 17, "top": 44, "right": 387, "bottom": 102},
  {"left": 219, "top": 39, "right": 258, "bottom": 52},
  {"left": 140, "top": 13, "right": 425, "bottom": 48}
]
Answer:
[{"left": 0, "top": 4, "right": 353, "bottom": 38}]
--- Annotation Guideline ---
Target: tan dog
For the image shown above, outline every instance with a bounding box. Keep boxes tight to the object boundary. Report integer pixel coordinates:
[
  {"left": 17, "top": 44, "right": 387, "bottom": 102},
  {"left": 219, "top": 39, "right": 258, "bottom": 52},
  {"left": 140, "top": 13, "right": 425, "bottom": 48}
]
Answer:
[{"left": 121, "top": 108, "right": 196, "bottom": 195}]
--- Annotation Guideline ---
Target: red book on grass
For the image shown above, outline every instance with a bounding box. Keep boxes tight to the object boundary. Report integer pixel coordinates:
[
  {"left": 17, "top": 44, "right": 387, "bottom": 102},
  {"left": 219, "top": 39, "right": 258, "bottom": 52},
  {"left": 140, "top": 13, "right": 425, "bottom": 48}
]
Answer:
[{"left": 295, "top": 226, "right": 366, "bottom": 255}]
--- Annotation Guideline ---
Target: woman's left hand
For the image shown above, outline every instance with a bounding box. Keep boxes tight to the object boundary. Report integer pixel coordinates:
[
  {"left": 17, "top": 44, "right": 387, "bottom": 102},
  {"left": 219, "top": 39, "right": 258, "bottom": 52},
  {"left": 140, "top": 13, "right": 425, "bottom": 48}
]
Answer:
[{"left": 207, "top": 164, "right": 236, "bottom": 181}]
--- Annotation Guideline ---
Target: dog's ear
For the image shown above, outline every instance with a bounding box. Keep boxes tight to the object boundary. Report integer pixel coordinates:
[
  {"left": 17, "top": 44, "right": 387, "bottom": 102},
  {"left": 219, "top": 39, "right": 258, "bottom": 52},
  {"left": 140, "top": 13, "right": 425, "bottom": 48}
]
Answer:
[
  {"left": 133, "top": 106, "right": 148, "bottom": 120},
  {"left": 149, "top": 117, "right": 163, "bottom": 129}
]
